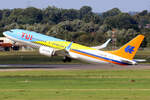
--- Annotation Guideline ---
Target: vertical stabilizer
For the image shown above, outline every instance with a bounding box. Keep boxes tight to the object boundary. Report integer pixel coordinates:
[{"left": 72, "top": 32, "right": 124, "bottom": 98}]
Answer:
[{"left": 107, "top": 35, "right": 144, "bottom": 60}]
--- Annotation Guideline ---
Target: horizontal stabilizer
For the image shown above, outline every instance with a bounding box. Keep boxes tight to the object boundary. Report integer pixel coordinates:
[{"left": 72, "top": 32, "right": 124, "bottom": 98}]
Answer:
[{"left": 134, "top": 59, "right": 146, "bottom": 62}]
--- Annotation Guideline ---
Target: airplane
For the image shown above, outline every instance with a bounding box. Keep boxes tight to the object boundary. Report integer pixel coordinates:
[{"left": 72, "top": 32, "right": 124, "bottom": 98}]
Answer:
[{"left": 3, "top": 29, "right": 144, "bottom": 65}]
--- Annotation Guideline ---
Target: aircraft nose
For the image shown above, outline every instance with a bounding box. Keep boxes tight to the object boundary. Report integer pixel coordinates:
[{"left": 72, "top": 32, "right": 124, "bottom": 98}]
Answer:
[
  {"left": 3, "top": 30, "right": 13, "bottom": 37},
  {"left": 3, "top": 31, "right": 8, "bottom": 36}
]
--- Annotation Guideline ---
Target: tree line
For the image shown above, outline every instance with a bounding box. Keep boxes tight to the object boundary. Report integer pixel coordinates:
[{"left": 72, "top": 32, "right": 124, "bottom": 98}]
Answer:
[{"left": 0, "top": 6, "right": 149, "bottom": 47}]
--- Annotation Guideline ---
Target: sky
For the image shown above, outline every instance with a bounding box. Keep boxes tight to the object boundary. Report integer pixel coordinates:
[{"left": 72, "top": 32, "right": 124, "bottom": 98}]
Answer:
[{"left": 0, "top": 0, "right": 150, "bottom": 12}]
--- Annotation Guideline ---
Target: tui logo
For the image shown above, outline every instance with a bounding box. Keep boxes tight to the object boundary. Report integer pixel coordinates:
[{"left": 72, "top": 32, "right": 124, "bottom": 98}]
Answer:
[
  {"left": 125, "top": 45, "right": 135, "bottom": 54},
  {"left": 21, "top": 32, "right": 32, "bottom": 40}
]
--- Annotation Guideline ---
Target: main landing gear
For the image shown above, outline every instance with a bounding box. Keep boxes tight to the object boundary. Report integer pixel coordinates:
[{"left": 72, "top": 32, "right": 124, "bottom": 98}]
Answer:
[
  {"left": 63, "top": 56, "right": 72, "bottom": 62},
  {"left": 12, "top": 41, "right": 19, "bottom": 50}
]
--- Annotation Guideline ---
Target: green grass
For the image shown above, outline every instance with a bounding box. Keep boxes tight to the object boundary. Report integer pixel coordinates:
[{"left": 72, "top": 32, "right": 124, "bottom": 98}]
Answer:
[
  {"left": 0, "top": 51, "right": 84, "bottom": 64},
  {"left": 0, "top": 50, "right": 149, "bottom": 100},
  {"left": 0, "top": 69, "right": 150, "bottom": 100}
]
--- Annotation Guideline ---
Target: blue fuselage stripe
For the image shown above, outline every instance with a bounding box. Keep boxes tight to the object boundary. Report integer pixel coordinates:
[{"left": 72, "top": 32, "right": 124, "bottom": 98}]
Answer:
[{"left": 72, "top": 49, "right": 130, "bottom": 65}]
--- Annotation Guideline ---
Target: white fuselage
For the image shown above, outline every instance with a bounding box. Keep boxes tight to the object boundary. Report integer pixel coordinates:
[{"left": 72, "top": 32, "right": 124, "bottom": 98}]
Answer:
[
  {"left": 3, "top": 29, "right": 137, "bottom": 65},
  {"left": 68, "top": 49, "right": 136, "bottom": 65}
]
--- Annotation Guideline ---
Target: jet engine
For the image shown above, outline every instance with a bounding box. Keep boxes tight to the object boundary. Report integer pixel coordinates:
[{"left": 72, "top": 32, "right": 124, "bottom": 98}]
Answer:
[{"left": 39, "top": 46, "right": 55, "bottom": 57}]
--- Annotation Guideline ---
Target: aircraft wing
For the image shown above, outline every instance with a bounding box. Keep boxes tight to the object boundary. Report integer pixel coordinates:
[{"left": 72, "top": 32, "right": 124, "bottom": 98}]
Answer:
[
  {"left": 55, "top": 49, "right": 69, "bottom": 56},
  {"left": 55, "top": 42, "right": 73, "bottom": 57},
  {"left": 91, "top": 39, "right": 111, "bottom": 50},
  {"left": 56, "top": 39, "right": 111, "bottom": 57}
]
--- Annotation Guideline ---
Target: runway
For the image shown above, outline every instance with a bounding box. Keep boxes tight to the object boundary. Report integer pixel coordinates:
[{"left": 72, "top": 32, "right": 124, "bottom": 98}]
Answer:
[{"left": 0, "top": 64, "right": 150, "bottom": 71}]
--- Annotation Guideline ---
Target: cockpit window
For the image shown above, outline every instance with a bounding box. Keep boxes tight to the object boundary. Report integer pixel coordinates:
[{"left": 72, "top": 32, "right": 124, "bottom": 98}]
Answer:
[{"left": 10, "top": 30, "right": 13, "bottom": 32}]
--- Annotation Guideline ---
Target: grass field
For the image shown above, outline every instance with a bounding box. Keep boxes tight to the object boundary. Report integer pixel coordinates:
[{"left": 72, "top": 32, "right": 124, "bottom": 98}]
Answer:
[
  {"left": 0, "top": 51, "right": 84, "bottom": 64},
  {"left": 0, "top": 69, "right": 150, "bottom": 100},
  {"left": 0, "top": 50, "right": 149, "bottom": 100}
]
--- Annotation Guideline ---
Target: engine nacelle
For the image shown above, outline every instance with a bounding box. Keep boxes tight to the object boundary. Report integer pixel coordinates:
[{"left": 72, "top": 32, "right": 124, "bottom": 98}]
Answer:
[{"left": 39, "top": 46, "right": 55, "bottom": 57}]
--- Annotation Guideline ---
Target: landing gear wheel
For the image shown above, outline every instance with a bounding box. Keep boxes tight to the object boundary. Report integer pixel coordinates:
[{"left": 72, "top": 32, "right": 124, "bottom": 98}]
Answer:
[{"left": 63, "top": 56, "right": 72, "bottom": 62}]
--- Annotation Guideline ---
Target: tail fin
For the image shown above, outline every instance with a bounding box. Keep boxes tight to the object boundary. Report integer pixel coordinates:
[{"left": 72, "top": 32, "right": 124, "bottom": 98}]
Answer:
[{"left": 108, "top": 35, "right": 144, "bottom": 60}]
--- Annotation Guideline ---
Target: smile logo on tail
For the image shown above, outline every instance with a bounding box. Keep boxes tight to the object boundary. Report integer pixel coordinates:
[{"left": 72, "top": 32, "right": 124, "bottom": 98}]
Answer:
[{"left": 125, "top": 45, "right": 135, "bottom": 54}]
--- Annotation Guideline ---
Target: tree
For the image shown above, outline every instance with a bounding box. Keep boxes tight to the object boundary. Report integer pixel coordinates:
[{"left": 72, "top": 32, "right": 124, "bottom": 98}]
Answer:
[
  {"left": 104, "top": 13, "right": 138, "bottom": 30},
  {"left": 81, "top": 22, "right": 99, "bottom": 33},
  {"left": 43, "top": 6, "right": 62, "bottom": 24},
  {"left": 80, "top": 6, "right": 92, "bottom": 15},
  {"left": 61, "top": 9, "right": 79, "bottom": 21},
  {"left": 79, "top": 6, "right": 92, "bottom": 19},
  {"left": 0, "top": 6, "right": 149, "bottom": 47},
  {"left": 102, "top": 8, "right": 121, "bottom": 18},
  {"left": 22, "top": 7, "right": 43, "bottom": 24},
  {"left": 0, "top": 10, "right": 3, "bottom": 21},
  {"left": 115, "top": 29, "right": 137, "bottom": 46},
  {"left": 138, "top": 10, "right": 148, "bottom": 16}
]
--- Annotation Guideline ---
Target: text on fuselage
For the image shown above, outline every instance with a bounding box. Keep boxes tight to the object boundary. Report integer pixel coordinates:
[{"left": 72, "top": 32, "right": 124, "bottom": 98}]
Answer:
[{"left": 22, "top": 32, "right": 33, "bottom": 40}]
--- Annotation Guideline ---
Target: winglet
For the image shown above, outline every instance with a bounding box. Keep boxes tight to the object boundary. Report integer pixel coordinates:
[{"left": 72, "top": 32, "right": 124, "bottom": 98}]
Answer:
[
  {"left": 65, "top": 42, "right": 73, "bottom": 52},
  {"left": 92, "top": 39, "right": 111, "bottom": 49},
  {"left": 99, "top": 38, "right": 111, "bottom": 49}
]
